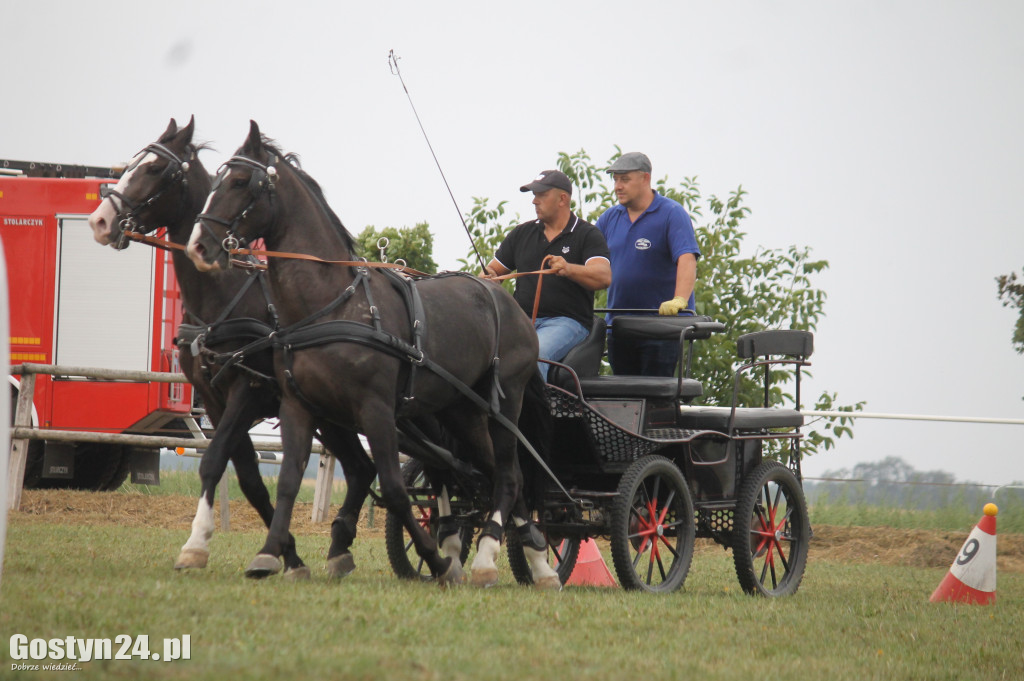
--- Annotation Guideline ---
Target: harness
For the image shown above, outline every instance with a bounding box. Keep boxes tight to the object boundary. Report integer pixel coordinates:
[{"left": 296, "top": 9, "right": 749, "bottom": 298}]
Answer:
[
  {"left": 102, "top": 142, "right": 196, "bottom": 250},
  {"left": 175, "top": 260, "right": 281, "bottom": 389},
  {"left": 194, "top": 152, "right": 580, "bottom": 504}
]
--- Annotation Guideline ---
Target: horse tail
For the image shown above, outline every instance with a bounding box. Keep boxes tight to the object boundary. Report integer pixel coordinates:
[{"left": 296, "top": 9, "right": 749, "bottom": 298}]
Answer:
[{"left": 516, "top": 369, "right": 552, "bottom": 510}]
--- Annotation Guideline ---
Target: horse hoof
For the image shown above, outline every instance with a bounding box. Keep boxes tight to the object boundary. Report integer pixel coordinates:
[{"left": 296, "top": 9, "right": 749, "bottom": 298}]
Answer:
[
  {"left": 245, "top": 554, "right": 282, "bottom": 579},
  {"left": 174, "top": 549, "right": 209, "bottom": 570},
  {"left": 283, "top": 565, "right": 311, "bottom": 581},
  {"left": 438, "top": 560, "right": 466, "bottom": 588},
  {"left": 326, "top": 553, "right": 356, "bottom": 579},
  {"left": 533, "top": 575, "right": 563, "bottom": 591},
  {"left": 470, "top": 567, "right": 499, "bottom": 588}
]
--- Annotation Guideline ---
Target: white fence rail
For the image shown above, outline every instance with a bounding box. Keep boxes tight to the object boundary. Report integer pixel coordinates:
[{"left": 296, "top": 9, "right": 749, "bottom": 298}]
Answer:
[
  {"left": 803, "top": 409, "right": 1024, "bottom": 426},
  {"left": 7, "top": 363, "right": 333, "bottom": 523}
]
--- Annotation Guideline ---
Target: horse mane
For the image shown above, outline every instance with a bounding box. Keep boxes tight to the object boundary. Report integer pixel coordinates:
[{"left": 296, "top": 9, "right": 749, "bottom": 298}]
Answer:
[{"left": 259, "top": 136, "right": 360, "bottom": 257}]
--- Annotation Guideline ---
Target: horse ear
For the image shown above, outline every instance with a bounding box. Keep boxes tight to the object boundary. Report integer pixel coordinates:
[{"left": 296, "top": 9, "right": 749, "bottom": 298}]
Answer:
[
  {"left": 247, "top": 120, "right": 262, "bottom": 151},
  {"left": 179, "top": 115, "right": 195, "bottom": 144},
  {"left": 159, "top": 118, "right": 178, "bottom": 143}
]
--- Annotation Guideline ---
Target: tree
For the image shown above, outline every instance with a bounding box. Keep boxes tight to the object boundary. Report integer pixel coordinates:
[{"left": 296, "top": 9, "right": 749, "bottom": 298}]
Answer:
[
  {"left": 458, "top": 146, "right": 864, "bottom": 459},
  {"left": 996, "top": 268, "right": 1024, "bottom": 356},
  {"left": 355, "top": 222, "right": 438, "bottom": 274}
]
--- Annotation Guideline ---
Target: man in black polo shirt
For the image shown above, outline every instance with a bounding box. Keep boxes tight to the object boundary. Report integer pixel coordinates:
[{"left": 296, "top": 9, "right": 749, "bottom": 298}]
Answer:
[{"left": 483, "top": 169, "right": 611, "bottom": 379}]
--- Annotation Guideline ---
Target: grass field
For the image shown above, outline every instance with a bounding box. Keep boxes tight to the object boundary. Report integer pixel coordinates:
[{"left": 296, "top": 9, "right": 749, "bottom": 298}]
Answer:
[{"left": 2, "top": 483, "right": 1022, "bottom": 681}]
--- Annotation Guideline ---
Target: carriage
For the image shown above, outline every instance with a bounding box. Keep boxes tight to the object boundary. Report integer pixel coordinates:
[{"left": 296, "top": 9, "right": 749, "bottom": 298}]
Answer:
[
  {"left": 385, "top": 313, "right": 813, "bottom": 596},
  {"left": 99, "top": 118, "right": 812, "bottom": 596}
]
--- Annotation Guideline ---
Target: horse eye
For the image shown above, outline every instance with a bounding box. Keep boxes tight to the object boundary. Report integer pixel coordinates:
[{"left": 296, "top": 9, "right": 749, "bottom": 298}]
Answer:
[
  {"left": 146, "top": 163, "right": 165, "bottom": 175},
  {"left": 232, "top": 177, "right": 249, "bottom": 188}
]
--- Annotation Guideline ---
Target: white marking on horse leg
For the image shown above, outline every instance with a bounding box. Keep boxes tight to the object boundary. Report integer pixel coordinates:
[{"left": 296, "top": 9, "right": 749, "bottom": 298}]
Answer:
[
  {"left": 512, "top": 515, "right": 559, "bottom": 584},
  {"left": 470, "top": 510, "right": 502, "bottom": 572},
  {"left": 437, "top": 485, "right": 463, "bottom": 566},
  {"left": 182, "top": 498, "right": 215, "bottom": 552},
  {"left": 437, "top": 485, "right": 452, "bottom": 517},
  {"left": 175, "top": 498, "right": 215, "bottom": 569}
]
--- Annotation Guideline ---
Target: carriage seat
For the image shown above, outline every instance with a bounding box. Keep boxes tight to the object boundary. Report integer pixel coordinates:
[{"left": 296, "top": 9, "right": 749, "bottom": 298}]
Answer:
[
  {"left": 548, "top": 316, "right": 607, "bottom": 389},
  {"left": 677, "top": 406, "right": 803, "bottom": 431},
  {"left": 677, "top": 329, "right": 812, "bottom": 433}
]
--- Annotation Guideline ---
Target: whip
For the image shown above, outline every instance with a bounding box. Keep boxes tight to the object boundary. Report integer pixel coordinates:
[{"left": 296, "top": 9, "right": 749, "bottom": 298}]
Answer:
[{"left": 388, "top": 49, "right": 488, "bottom": 272}]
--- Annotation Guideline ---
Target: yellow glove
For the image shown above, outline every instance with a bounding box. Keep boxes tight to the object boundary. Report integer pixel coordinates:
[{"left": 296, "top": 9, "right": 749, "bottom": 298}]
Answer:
[{"left": 658, "top": 296, "right": 689, "bottom": 316}]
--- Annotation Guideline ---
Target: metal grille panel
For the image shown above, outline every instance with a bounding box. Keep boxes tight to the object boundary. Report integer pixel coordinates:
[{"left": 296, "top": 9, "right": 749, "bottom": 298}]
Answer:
[{"left": 545, "top": 385, "right": 719, "bottom": 464}]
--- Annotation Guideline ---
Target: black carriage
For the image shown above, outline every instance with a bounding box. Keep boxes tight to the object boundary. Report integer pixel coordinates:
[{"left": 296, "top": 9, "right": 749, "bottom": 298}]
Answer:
[{"left": 385, "top": 314, "right": 813, "bottom": 596}]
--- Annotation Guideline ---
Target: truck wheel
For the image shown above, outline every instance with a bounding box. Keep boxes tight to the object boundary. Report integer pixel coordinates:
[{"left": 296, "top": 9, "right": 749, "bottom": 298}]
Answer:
[{"left": 69, "top": 444, "right": 129, "bottom": 491}]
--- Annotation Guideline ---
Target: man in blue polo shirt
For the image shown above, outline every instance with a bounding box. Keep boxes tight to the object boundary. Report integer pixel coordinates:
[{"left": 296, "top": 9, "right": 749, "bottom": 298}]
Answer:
[
  {"left": 484, "top": 169, "right": 611, "bottom": 379},
  {"left": 596, "top": 152, "right": 701, "bottom": 377}
]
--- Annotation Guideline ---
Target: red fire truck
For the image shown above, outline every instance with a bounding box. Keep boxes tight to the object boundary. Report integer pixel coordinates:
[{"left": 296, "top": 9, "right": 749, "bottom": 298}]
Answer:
[{"left": 2, "top": 159, "right": 192, "bottom": 490}]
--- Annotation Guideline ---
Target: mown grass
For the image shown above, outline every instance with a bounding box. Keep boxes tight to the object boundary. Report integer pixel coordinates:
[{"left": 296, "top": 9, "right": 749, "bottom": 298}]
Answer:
[{"left": 1, "top": 520, "right": 1022, "bottom": 681}]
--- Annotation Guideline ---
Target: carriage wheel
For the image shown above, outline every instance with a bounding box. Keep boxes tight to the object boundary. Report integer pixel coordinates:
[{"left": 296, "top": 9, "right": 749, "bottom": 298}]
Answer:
[
  {"left": 507, "top": 527, "right": 581, "bottom": 586},
  {"left": 384, "top": 459, "right": 472, "bottom": 581},
  {"left": 731, "top": 460, "right": 810, "bottom": 597},
  {"left": 610, "top": 455, "right": 695, "bottom": 593}
]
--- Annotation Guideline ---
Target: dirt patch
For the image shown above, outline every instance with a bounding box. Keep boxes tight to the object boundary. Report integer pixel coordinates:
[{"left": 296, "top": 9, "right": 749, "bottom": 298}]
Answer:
[
  {"left": 10, "top": 489, "right": 386, "bottom": 539},
  {"left": 9, "top": 489, "right": 1024, "bottom": 573}
]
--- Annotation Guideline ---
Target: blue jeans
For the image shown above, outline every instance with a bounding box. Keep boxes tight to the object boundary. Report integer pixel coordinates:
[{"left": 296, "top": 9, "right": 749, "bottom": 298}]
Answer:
[{"left": 534, "top": 317, "right": 589, "bottom": 380}]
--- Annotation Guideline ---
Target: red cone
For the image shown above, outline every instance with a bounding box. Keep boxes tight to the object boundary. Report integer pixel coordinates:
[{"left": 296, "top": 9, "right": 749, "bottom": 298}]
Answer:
[
  {"left": 930, "top": 504, "right": 997, "bottom": 605},
  {"left": 565, "top": 538, "right": 617, "bottom": 587}
]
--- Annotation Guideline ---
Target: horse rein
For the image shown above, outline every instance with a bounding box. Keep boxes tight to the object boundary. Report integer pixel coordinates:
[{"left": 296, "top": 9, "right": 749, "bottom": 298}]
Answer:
[
  {"left": 196, "top": 152, "right": 556, "bottom": 321},
  {"left": 101, "top": 143, "right": 195, "bottom": 250}
]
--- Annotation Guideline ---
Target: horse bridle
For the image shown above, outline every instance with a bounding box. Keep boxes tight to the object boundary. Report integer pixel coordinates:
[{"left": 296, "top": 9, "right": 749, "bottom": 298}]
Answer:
[
  {"left": 101, "top": 142, "right": 195, "bottom": 249},
  {"left": 195, "top": 153, "right": 279, "bottom": 255}
]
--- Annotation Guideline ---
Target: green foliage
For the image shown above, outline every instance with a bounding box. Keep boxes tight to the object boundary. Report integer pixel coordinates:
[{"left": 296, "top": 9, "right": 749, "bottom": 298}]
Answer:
[
  {"left": 459, "top": 147, "right": 865, "bottom": 459},
  {"left": 455, "top": 196, "right": 519, "bottom": 295},
  {"left": 996, "top": 268, "right": 1024, "bottom": 356},
  {"left": 355, "top": 222, "right": 438, "bottom": 274}
]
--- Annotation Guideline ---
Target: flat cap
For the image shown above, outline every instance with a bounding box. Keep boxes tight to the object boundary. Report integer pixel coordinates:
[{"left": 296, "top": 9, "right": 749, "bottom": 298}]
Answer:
[{"left": 607, "top": 151, "right": 652, "bottom": 174}]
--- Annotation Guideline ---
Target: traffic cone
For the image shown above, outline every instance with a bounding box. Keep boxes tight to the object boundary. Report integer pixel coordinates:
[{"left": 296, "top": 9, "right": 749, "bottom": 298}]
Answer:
[
  {"left": 565, "top": 538, "right": 617, "bottom": 587},
  {"left": 930, "top": 503, "right": 998, "bottom": 605}
]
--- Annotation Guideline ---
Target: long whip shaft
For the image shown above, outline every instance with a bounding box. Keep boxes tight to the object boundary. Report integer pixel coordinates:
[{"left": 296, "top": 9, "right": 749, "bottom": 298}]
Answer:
[{"left": 389, "top": 49, "right": 488, "bottom": 272}]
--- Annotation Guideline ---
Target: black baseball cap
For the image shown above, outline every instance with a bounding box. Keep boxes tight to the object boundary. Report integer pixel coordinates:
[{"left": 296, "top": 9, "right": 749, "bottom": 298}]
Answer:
[{"left": 520, "top": 169, "right": 572, "bottom": 195}]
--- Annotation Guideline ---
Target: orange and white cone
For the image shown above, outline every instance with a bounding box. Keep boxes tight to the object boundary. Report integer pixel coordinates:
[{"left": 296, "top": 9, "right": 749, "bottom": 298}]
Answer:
[
  {"left": 565, "top": 538, "right": 617, "bottom": 587},
  {"left": 930, "top": 503, "right": 997, "bottom": 605}
]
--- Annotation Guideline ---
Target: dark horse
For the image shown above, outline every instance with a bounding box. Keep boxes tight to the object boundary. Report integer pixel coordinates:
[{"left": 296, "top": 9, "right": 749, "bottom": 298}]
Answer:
[
  {"left": 186, "top": 121, "right": 559, "bottom": 587},
  {"left": 87, "top": 117, "right": 377, "bottom": 579}
]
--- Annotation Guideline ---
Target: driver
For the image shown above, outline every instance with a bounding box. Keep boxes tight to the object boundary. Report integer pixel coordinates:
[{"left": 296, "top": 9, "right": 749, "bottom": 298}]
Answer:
[{"left": 482, "top": 169, "right": 611, "bottom": 379}]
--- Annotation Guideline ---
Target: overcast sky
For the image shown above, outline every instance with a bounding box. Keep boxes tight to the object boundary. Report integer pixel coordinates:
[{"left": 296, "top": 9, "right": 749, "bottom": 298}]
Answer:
[{"left": 4, "top": 1, "right": 1022, "bottom": 488}]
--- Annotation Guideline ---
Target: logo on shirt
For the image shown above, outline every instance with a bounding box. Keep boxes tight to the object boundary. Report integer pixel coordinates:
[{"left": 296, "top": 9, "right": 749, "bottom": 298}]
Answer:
[
  {"left": 561, "top": 246, "right": 570, "bottom": 254},
  {"left": 634, "top": 238, "right": 652, "bottom": 250}
]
